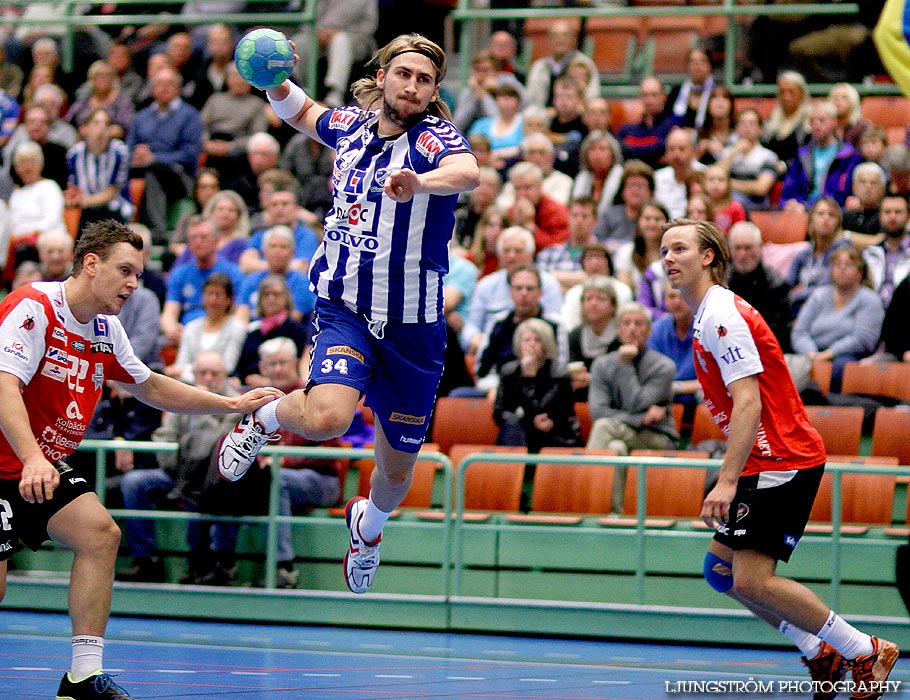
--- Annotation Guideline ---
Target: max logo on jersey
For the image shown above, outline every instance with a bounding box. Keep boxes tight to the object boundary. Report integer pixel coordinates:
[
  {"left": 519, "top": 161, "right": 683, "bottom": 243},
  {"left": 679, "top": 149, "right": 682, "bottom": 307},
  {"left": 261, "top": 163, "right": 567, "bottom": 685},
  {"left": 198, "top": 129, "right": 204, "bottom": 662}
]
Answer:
[
  {"left": 20, "top": 315, "right": 35, "bottom": 331},
  {"left": 415, "top": 131, "right": 444, "bottom": 162},
  {"left": 328, "top": 110, "right": 357, "bottom": 130}
]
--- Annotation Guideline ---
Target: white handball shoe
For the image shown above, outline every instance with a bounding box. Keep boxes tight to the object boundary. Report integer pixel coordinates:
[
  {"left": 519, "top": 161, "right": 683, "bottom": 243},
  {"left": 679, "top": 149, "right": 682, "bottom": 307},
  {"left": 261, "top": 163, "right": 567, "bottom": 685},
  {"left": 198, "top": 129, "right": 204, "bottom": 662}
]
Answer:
[
  {"left": 343, "top": 496, "right": 382, "bottom": 593},
  {"left": 217, "top": 412, "right": 278, "bottom": 482}
]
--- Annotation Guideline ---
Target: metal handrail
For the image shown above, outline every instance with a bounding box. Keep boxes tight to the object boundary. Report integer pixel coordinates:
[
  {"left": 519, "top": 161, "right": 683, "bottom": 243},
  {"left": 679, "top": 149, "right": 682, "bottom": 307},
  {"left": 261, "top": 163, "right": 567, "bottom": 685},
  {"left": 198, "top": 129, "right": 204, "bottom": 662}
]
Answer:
[
  {"left": 79, "top": 439, "right": 453, "bottom": 592},
  {"left": 72, "top": 439, "right": 904, "bottom": 606},
  {"left": 451, "top": 1, "right": 893, "bottom": 96},
  {"left": 449, "top": 450, "right": 904, "bottom": 610},
  {"left": 3, "top": 0, "right": 319, "bottom": 94}
]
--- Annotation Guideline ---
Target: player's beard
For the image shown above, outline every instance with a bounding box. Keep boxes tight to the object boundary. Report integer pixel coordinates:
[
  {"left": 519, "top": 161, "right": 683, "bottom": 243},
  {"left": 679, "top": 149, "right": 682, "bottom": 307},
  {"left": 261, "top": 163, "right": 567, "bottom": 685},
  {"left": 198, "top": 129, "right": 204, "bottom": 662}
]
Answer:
[{"left": 382, "top": 95, "right": 425, "bottom": 132}]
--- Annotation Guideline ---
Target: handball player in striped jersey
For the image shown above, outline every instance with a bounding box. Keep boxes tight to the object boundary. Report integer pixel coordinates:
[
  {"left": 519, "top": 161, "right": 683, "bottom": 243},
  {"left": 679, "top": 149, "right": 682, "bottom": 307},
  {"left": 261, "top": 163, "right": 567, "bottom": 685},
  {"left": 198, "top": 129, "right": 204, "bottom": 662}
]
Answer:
[
  {"left": 661, "top": 218, "right": 898, "bottom": 700},
  {"left": 219, "top": 34, "right": 479, "bottom": 594}
]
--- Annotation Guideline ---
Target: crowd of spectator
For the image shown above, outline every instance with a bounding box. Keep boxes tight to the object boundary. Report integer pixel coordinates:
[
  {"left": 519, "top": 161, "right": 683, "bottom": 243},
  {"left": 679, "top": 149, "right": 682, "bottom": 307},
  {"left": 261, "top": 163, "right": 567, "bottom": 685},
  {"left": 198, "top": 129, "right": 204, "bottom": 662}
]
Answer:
[{"left": 2, "top": 4, "right": 910, "bottom": 582}]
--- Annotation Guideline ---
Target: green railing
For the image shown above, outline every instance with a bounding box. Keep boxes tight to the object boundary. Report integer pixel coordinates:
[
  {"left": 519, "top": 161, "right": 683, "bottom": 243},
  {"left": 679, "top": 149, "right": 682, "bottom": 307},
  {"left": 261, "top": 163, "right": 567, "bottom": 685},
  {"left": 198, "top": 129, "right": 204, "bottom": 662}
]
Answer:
[
  {"left": 451, "top": 1, "right": 899, "bottom": 97},
  {"left": 77, "top": 438, "right": 905, "bottom": 612},
  {"left": 81, "top": 438, "right": 453, "bottom": 592},
  {"left": 2, "top": 0, "right": 320, "bottom": 95}
]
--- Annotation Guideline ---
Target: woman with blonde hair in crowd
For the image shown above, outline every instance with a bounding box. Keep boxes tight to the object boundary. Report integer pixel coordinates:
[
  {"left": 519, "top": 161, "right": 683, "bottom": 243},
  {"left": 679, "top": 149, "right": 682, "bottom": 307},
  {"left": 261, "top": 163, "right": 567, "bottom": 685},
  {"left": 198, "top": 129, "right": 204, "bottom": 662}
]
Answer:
[
  {"left": 174, "top": 189, "right": 250, "bottom": 266},
  {"left": 65, "top": 60, "right": 135, "bottom": 139},
  {"left": 493, "top": 317, "right": 581, "bottom": 452},
  {"left": 762, "top": 70, "right": 810, "bottom": 164},
  {"left": 828, "top": 82, "right": 872, "bottom": 150},
  {"left": 4, "top": 141, "right": 64, "bottom": 285}
]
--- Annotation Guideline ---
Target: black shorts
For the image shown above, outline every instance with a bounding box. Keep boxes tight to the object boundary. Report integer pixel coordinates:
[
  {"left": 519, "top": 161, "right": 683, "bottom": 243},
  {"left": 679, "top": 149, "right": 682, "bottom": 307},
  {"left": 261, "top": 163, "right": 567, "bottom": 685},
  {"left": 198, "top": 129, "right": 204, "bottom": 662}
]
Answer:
[
  {"left": 713, "top": 464, "right": 825, "bottom": 562},
  {"left": 0, "top": 462, "right": 94, "bottom": 560}
]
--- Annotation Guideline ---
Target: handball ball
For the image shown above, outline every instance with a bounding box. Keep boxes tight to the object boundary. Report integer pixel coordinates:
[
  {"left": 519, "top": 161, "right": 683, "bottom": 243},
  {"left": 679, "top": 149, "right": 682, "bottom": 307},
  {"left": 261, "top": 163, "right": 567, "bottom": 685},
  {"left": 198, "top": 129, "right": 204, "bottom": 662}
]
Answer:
[{"left": 234, "top": 28, "right": 294, "bottom": 90}]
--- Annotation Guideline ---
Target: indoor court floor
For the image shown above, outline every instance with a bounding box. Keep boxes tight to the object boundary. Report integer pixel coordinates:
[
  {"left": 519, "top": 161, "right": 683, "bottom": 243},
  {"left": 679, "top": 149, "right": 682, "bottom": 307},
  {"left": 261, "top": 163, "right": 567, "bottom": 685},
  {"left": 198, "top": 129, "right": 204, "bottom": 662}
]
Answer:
[{"left": 1, "top": 609, "right": 906, "bottom": 699}]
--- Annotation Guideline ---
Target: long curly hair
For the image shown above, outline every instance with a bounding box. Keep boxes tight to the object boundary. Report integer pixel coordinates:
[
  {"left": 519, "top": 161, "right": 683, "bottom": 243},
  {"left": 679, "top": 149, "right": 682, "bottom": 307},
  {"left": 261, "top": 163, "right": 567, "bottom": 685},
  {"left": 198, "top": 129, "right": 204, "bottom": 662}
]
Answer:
[{"left": 352, "top": 33, "right": 452, "bottom": 122}]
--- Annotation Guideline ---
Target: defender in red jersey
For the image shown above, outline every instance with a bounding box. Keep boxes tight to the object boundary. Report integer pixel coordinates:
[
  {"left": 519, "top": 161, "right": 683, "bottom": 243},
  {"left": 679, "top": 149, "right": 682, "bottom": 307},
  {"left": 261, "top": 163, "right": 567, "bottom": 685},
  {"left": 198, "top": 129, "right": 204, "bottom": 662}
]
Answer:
[
  {"left": 0, "top": 221, "right": 282, "bottom": 700},
  {"left": 661, "top": 218, "right": 898, "bottom": 700}
]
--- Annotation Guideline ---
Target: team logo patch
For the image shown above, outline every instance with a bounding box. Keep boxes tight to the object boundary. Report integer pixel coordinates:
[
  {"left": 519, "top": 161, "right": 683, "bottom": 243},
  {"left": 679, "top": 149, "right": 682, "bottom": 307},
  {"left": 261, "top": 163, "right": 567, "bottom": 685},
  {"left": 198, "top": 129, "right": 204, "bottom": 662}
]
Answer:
[
  {"left": 3, "top": 342, "right": 28, "bottom": 362},
  {"left": 327, "top": 345, "right": 364, "bottom": 363},
  {"left": 415, "top": 131, "right": 444, "bottom": 162},
  {"left": 328, "top": 109, "right": 357, "bottom": 130},
  {"left": 716, "top": 324, "right": 727, "bottom": 337},
  {"left": 735, "top": 503, "right": 750, "bottom": 522},
  {"left": 92, "top": 362, "right": 104, "bottom": 390},
  {"left": 46, "top": 347, "right": 68, "bottom": 364},
  {"left": 389, "top": 412, "right": 426, "bottom": 426},
  {"left": 93, "top": 317, "right": 108, "bottom": 337},
  {"left": 19, "top": 315, "right": 34, "bottom": 331},
  {"left": 41, "top": 363, "right": 67, "bottom": 382}
]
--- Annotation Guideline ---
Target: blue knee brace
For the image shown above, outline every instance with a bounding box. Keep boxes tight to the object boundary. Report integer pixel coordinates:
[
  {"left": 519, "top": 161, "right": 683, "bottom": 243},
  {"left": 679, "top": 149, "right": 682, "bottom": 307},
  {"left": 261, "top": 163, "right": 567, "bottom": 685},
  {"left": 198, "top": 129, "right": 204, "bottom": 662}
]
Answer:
[{"left": 704, "top": 552, "right": 734, "bottom": 593}]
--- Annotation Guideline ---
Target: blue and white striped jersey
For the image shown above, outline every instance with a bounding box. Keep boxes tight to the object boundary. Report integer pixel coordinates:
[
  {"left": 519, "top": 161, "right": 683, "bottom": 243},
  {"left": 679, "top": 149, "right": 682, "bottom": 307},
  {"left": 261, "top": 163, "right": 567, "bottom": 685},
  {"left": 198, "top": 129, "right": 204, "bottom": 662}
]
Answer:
[
  {"left": 66, "top": 138, "right": 134, "bottom": 220},
  {"left": 312, "top": 106, "right": 472, "bottom": 324}
]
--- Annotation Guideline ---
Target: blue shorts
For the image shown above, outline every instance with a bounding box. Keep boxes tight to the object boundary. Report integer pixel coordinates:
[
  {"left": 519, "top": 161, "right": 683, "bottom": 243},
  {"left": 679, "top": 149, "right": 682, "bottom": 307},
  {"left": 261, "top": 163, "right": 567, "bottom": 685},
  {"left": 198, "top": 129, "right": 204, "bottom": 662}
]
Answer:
[{"left": 307, "top": 298, "right": 446, "bottom": 453}]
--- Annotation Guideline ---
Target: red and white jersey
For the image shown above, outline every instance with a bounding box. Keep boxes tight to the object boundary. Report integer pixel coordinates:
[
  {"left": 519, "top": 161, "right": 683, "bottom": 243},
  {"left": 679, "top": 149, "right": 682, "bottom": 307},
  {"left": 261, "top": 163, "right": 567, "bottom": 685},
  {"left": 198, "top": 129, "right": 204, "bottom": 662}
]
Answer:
[
  {"left": 0, "top": 281, "right": 151, "bottom": 478},
  {"left": 692, "top": 285, "right": 825, "bottom": 476}
]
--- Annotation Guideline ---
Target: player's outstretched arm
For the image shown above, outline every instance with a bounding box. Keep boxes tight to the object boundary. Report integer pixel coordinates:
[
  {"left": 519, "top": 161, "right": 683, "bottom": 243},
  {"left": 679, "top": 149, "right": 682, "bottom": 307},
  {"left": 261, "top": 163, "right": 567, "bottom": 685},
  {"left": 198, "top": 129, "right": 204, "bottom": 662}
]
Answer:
[
  {"left": 0, "top": 372, "right": 60, "bottom": 503},
  {"left": 384, "top": 153, "right": 480, "bottom": 202},
  {"left": 122, "top": 373, "right": 284, "bottom": 416}
]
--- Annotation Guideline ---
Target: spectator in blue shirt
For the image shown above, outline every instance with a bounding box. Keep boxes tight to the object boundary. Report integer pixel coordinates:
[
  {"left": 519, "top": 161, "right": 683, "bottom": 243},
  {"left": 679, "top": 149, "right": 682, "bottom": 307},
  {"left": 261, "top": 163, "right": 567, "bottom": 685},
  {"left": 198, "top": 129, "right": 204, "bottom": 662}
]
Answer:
[
  {"left": 647, "top": 286, "right": 699, "bottom": 408},
  {"left": 161, "top": 215, "right": 243, "bottom": 346},
  {"left": 239, "top": 182, "right": 320, "bottom": 274},
  {"left": 126, "top": 66, "right": 203, "bottom": 241}
]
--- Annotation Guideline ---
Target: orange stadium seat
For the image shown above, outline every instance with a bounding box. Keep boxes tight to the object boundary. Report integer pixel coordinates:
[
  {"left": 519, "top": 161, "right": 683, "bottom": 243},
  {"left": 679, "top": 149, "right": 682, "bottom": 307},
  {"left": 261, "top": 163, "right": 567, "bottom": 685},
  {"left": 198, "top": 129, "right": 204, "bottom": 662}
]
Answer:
[
  {"left": 750, "top": 209, "right": 809, "bottom": 244},
  {"left": 861, "top": 96, "right": 910, "bottom": 130},
  {"left": 531, "top": 448, "right": 619, "bottom": 514},
  {"left": 804, "top": 406, "right": 864, "bottom": 457},
  {"left": 449, "top": 444, "right": 526, "bottom": 512},
  {"left": 624, "top": 450, "right": 711, "bottom": 518}
]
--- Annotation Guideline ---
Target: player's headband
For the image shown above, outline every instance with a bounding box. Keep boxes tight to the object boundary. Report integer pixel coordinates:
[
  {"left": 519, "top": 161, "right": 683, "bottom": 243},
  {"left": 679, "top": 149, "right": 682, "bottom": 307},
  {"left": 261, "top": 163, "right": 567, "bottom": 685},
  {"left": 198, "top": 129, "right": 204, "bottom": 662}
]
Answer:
[{"left": 387, "top": 48, "right": 443, "bottom": 74}]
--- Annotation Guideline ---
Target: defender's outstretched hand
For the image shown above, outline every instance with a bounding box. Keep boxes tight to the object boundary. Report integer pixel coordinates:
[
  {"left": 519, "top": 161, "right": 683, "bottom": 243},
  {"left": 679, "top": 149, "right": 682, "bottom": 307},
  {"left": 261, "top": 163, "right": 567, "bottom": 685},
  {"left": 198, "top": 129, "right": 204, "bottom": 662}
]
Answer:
[{"left": 229, "top": 387, "right": 285, "bottom": 415}]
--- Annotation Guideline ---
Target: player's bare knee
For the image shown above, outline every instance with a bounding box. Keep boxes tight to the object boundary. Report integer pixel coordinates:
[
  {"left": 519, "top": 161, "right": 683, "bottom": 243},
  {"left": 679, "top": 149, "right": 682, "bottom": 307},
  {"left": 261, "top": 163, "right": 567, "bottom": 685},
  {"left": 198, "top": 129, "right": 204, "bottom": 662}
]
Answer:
[
  {"left": 731, "top": 573, "right": 766, "bottom": 602},
  {"left": 93, "top": 518, "right": 122, "bottom": 554},
  {"left": 306, "top": 408, "right": 351, "bottom": 440}
]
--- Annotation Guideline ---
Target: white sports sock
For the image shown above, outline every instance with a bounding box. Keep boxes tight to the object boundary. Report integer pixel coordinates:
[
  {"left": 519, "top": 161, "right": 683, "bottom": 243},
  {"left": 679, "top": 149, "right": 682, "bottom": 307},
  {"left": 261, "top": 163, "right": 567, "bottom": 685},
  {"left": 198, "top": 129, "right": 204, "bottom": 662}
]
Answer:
[
  {"left": 779, "top": 620, "right": 821, "bottom": 659},
  {"left": 358, "top": 494, "right": 391, "bottom": 544},
  {"left": 255, "top": 398, "right": 282, "bottom": 432},
  {"left": 71, "top": 635, "right": 104, "bottom": 682},
  {"left": 815, "top": 611, "right": 874, "bottom": 660}
]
